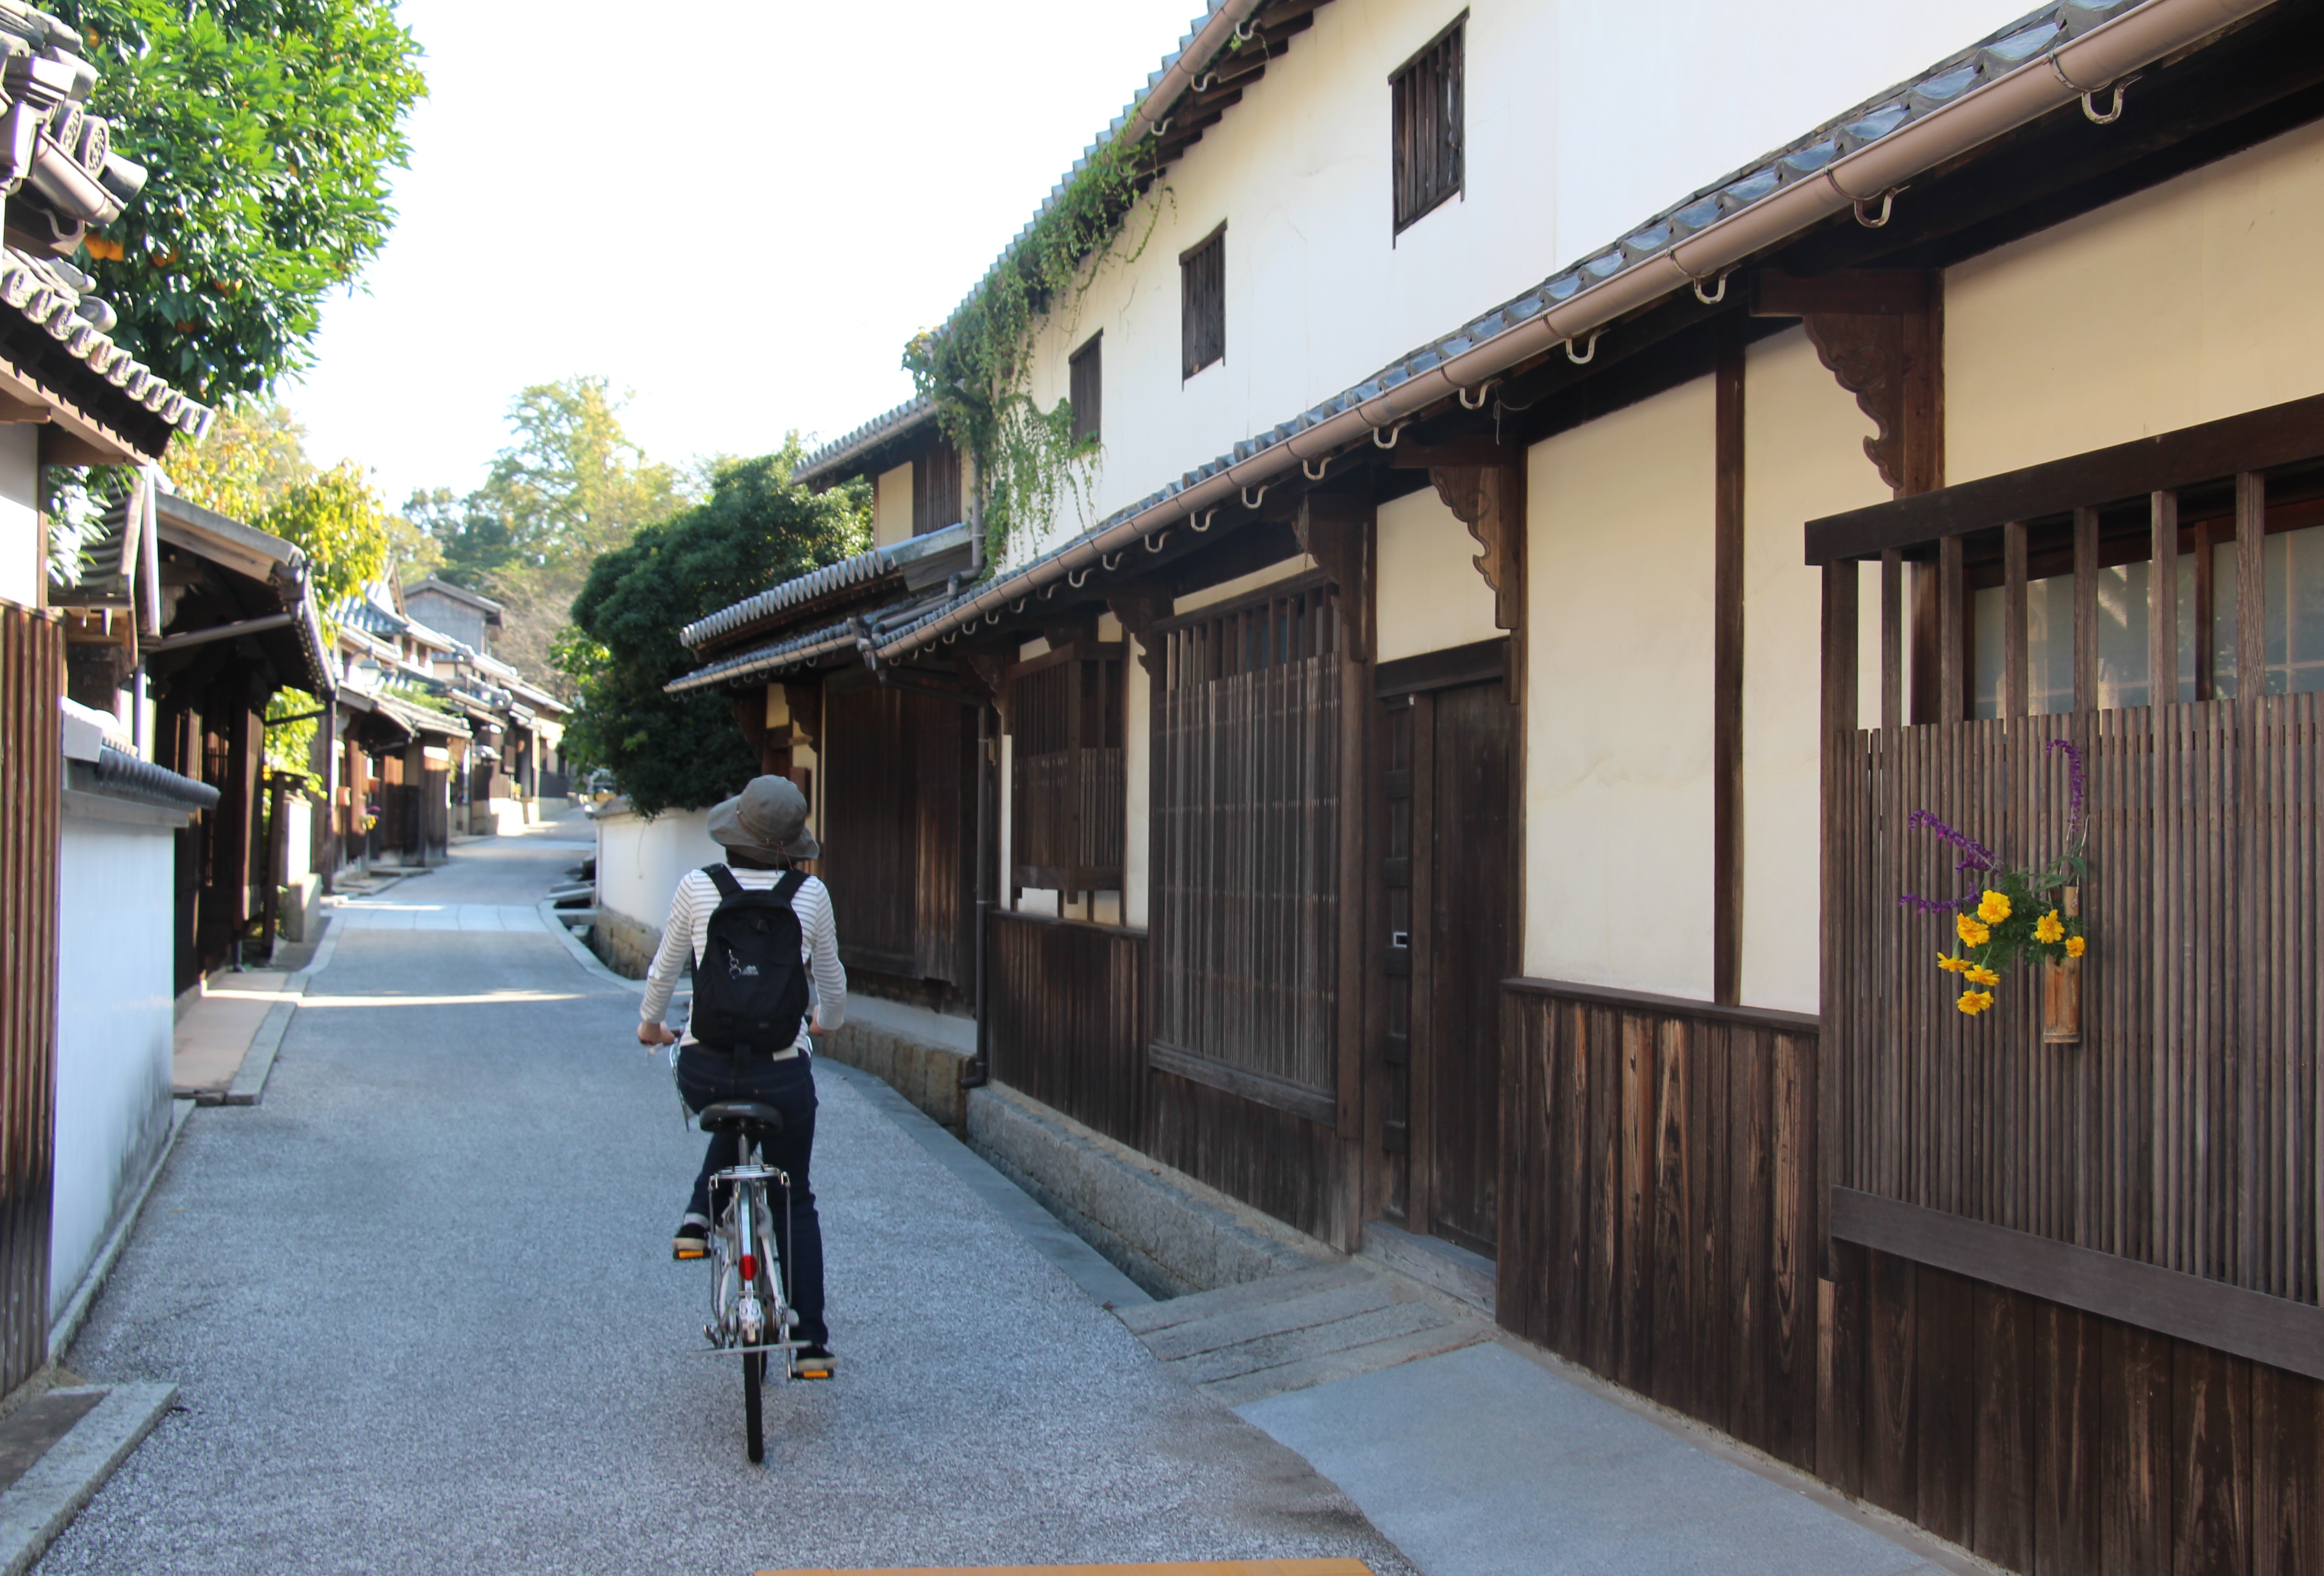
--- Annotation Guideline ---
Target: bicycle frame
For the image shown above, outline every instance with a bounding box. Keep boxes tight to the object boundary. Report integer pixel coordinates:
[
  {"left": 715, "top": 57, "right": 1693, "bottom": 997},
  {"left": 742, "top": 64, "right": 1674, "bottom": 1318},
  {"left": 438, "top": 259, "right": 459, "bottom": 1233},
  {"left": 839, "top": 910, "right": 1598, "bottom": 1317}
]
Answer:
[{"left": 704, "top": 1136, "right": 802, "bottom": 1359}]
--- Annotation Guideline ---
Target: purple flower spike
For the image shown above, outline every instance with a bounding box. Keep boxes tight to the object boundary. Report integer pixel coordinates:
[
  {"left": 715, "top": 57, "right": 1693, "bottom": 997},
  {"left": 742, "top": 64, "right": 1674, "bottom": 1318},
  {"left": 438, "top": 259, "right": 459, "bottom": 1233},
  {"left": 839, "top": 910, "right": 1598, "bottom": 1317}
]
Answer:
[
  {"left": 1907, "top": 809, "right": 1997, "bottom": 871},
  {"left": 2046, "top": 738, "right": 2087, "bottom": 840},
  {"left": 1899, "top": 892, "right": 1972, "bottom": 914}
]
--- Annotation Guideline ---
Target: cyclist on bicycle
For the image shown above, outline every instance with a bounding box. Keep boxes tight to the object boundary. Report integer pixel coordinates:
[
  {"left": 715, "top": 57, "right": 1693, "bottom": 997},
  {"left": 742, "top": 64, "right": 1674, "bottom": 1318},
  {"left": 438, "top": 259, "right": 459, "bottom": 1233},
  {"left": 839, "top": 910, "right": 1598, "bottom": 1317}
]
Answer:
[{"left": 637, "top": 774, "right": 842, "bottom": 1375}]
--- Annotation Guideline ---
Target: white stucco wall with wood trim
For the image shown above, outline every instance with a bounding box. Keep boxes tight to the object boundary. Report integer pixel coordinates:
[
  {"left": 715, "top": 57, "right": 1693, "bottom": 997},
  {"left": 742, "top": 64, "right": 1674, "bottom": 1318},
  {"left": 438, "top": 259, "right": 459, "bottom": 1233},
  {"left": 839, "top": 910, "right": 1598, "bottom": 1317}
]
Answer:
[
  {"left": 0, "top": 424, "right": 41, "bottom": 609},
  {"left": 1524, "top": 376, "right": 1716, "bottom": 997},
  {"left": 1375, "top": 486, "right": 1499, "bottom": 663},
  {"left": 1739, "top": 327, "right": 1889, "bottom": 1015},
  {"left": 872, "top": 462, "right": 913, "bottom": 549},
  {"left": 993, "top": 0, "right": 2032, "bottom": 570},
  {"left": 1947, "top": 117, "right": 2324, "bottom": 486}
]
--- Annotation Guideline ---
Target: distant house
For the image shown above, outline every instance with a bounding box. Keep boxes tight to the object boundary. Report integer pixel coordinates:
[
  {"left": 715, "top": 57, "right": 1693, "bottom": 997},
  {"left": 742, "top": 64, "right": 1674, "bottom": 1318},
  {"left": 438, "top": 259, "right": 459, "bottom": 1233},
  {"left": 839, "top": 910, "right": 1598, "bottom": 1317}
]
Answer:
[{"left": 668, "top": 3, "right": 2324, "bottom": 1568}]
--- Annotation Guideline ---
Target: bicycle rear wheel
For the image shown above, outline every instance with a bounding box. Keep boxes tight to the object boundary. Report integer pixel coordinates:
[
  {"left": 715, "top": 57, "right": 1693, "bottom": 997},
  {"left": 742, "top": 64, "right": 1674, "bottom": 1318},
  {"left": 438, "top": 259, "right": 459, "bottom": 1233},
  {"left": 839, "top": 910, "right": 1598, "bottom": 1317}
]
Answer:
[{"left": 742, "top": 1348, "right": 763, "bottom": 1462}]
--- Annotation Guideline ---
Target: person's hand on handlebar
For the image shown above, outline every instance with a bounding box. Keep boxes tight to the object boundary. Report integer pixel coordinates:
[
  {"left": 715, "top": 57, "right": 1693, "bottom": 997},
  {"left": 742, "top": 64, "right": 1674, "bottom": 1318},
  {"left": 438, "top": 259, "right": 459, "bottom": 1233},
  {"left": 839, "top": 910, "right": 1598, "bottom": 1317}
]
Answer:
[{"left": 638, "top": 1020, "right": 677, "bottom": 1050}]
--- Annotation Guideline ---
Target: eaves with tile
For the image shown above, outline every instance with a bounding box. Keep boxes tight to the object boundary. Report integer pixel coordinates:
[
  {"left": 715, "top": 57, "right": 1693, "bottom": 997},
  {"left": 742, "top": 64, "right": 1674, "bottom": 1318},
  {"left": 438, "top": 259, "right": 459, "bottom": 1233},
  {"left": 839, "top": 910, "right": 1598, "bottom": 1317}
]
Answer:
[
  {"left": 0, "top": 1, "right": 213, "bottom": 464},
  {"left": 674, "top": 0, "right": 2275, "bottom": 696}
]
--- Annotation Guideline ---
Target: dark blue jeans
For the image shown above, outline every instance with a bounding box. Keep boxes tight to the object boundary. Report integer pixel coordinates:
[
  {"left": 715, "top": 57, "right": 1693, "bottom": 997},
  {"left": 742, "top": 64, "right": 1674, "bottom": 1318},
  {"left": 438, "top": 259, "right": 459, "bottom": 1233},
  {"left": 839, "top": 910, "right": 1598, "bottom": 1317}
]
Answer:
[{"left": 676, "top": 1046, "right": 826, "bottom": 1348}]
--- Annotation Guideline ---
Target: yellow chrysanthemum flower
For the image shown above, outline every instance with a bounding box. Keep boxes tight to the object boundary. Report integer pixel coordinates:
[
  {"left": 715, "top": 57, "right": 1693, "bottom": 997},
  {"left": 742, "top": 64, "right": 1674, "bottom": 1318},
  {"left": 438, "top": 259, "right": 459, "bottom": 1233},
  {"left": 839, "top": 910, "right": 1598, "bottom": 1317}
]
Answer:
[
  {"left": 1977, "top": 890, "right": 2013, "bottom": 925},
  {"left": 1956, "top": 913, "right": 1991, "bottom": 948},
  {"left": 1957, "top": 988, "right": 1996, "bottom": 1016},
  {"left": 1966, "top": 965, "right": 2000, "bottom": 986},
  {"left": 2065, "top": 935, "right": 2086, "bottom": 958},
  {"left": 1936, "top": 953, "right": 1969, "bottom": 974},
  {"left": 2034, "top": 910, "right": 2065, "bottom": 945}
]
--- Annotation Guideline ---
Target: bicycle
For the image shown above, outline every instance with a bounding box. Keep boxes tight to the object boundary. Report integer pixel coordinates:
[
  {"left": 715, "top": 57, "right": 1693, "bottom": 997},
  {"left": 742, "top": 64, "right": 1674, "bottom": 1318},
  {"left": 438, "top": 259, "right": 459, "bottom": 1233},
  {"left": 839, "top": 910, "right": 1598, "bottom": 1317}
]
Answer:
[{"left": 685, "top": 1099, "right": 803, "bottom": 1463}]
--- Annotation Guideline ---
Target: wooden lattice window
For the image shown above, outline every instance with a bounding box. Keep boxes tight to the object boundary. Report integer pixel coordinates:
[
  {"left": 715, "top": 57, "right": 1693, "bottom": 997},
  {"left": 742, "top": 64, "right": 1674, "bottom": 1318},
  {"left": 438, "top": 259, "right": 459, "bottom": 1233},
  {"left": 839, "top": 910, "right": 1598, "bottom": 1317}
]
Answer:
[
  {"left": 1008, "top": 641, "right": 1125, "bottom": 903},
  {"left": 913, "top": 442, "right": 962, "bottom": 536},
  {"left": 1180, "top": 225, "right": 1225, "bottom": 380},
  {"left": 1069, "top": 332, "right": 1102, "bottom": 446},
  {"left": 1391, "top": 16, "right": 1464, "bottom": 235},
  {"left": 1149, "top": 571, "right": 1344, "bottom": 1122}
]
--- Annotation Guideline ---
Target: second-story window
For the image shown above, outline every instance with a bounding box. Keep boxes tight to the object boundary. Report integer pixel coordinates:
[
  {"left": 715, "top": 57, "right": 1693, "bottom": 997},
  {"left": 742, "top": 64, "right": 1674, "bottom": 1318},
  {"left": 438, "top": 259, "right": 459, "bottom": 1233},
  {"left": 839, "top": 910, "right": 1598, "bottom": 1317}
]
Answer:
[
  {"left": 1069, "top": 332, "right": 1103, "bottom": 445},
  {"left": 1181, "top": 225, "right": 1225, "bottom": 380},
  {"left": 1391, "top": 15, "right": 1465, "bottom": 235},
  {"left": 913, "top": 442, "right": 962, "bottom": 535}
]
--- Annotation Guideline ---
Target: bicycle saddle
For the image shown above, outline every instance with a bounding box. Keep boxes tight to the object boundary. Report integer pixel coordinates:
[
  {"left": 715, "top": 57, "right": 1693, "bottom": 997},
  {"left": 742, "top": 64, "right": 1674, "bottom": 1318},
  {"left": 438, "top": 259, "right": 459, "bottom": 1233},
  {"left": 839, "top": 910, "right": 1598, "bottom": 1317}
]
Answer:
[{"left": 697, "top": 1101, "right": 787, "bottom": 1137}]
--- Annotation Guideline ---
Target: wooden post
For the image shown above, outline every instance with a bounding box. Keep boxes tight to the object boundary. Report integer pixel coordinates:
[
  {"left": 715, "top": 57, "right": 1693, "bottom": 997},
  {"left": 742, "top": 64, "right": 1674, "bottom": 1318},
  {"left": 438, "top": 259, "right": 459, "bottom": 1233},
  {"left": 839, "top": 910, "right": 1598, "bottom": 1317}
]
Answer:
[
  {"left": 2003, "top": 522, "right": 2029, "bottom": 721},
  {"left": 2235, "top": 472, "right": 2266, "bottom": 696},
  {"left": 1880, "top": 550, "right": 1902, "bottom": 730},
  {"left": 1714, "top": 345, "right": 1745, "bottom": 1007},
  {"left": 2149, "top": 491, "right": 2179, "bottom": 707},
  {"left": 2072, "top": 506, "right": 2100, "bottom": 712},
  {"left": 1938, "top": 533, "right": 1966, "bottom": 724}
]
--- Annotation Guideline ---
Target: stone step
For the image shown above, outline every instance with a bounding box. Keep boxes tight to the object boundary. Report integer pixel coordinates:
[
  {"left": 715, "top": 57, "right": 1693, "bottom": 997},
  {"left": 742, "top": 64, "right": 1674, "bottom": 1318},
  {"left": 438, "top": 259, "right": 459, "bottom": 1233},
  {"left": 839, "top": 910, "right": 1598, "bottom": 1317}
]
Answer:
[
  {"left": 1141, "top": 1280, "right": 1402, "bottom": 1363},
  {"left": 1169, "top": 1298, "right": 1452, "bottom": 1387},
  {"left": 1202, "top": 1319, "right": 1496, "bottom": 1408},
  {"left": 1112, "top": 1263, "right": 1372, "bottom": 1337}
]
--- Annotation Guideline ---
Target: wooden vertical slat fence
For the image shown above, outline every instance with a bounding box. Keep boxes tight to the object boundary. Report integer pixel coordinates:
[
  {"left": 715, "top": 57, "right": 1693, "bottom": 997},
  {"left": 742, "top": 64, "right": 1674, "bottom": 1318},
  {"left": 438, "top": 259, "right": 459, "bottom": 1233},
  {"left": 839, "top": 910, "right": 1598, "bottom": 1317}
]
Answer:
[
  {"left": 0, "top": 606, "right": 59, "bottom": 1398},
  {"left": 986, "top": 911, "right": 1145, "bottom": 1146}
]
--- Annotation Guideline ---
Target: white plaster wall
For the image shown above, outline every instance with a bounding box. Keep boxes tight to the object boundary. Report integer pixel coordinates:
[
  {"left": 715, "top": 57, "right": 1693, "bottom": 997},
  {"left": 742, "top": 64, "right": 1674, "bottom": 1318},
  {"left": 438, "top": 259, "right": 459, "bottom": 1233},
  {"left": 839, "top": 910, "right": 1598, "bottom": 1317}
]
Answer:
[
  {"left": 1376, "top": 485, "right": 1500, "bottom": 663},
  {"left": 0, "top": 424, "right": 40, "bottom": 609},
  {"left": 1949, "top": 118, "right": 2324, "bottom": 484},
  {"left": 1524, "top": 376, "right": 1716, "bottom": 996},
  {"left": 999, "top": 0, "right": 2033, "bottom": 564},
  {"left": 593, "top": 805, "right": 721, "bottom": 933},
  {"left": 1739, "top": 328, "right": 1889, "bottom": 1014},
  {"left": 872, "top": 462, "right": 913, "bottom": 549},
  {"left": 52, "top": 812, "right": 176, "bottom": 1324}
]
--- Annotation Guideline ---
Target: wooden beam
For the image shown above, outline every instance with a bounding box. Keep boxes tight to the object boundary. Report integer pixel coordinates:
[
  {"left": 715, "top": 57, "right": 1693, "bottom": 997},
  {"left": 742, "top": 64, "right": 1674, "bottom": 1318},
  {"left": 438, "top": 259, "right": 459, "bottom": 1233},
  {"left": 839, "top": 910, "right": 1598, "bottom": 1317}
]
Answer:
[
  {"left": 1805, "top": 389, "right": 2324, "bottom": 565},
  {"left": 1293, "top": 492, "right": 1374, "bottom": 663},
  {"left": 1752, "top": 269, "right": 1932, "bottom": 318},
  {"left": 1713, "top": 343, "right": 1743, "bottom": 1007},
  {"left": 1832, "top": 1188, "right": 2324, "bottom": 1385}
]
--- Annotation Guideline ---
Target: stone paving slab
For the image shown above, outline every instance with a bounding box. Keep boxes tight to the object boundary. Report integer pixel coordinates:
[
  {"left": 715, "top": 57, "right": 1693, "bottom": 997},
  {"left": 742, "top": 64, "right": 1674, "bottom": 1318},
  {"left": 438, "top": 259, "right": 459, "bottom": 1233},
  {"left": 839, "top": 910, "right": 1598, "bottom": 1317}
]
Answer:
[
  {"left": 1115, "top": 1267, "right": 1371, "bottom": 1337},
  {"left": 0, "top": 1386, "right": 175, "bottom": 1576}
]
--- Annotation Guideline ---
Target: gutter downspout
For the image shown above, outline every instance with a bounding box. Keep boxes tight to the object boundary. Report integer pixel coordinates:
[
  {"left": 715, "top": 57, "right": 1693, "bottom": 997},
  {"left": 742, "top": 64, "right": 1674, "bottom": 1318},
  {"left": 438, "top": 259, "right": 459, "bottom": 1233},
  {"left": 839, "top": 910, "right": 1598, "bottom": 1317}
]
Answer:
[{"left": 883, "top": 0, "right": 2275, "bottom": 662}]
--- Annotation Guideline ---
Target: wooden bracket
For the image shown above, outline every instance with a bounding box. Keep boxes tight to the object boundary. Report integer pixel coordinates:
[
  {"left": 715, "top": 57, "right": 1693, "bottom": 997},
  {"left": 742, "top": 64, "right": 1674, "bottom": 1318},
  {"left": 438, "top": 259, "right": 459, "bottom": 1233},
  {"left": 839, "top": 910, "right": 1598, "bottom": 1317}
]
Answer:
[
  {"left": 781, "top": 680, "right": 822, "bottom": 750},
  {"left": 1427, "top": 458, "right": 1526, "bottom": 705},
  {"left": 959, "top": 651, "right": 1009, "bottom": 732},
  {"left": 1294, "top": 493, "right": 1375, "bottom": 663},
  {"left": 1752, "top": 270, "right": 1940, "bottom": 497},
  {"left": 1040, "top": 618, "right": 1099, "bottom": 659},
  {"left": 1104, "top": 591, "right": 1172, "bottom": 677}
]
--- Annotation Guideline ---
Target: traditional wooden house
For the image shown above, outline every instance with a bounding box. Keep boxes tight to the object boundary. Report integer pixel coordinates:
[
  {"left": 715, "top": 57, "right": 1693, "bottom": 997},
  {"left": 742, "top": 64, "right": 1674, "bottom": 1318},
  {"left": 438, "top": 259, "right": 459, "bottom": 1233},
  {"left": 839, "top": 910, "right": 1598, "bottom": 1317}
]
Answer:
[
  {"left": 677, "top": 0, "right": 2324, "bottom": 1569},
  {"left": 0, "top": 1, "right": 220, "bottom": 1401}
]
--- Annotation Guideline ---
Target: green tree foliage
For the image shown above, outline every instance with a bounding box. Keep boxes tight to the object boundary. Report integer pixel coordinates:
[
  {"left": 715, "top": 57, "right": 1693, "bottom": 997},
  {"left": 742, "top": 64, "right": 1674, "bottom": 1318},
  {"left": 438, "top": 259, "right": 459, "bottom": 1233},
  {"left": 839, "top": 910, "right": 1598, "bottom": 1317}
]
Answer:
[
  {"left": 61, "top": 0, "right": 427, "bottom": 400},
  {"left": 419, "top": 377, "right": 689, "bottom": 692},
  {"left": 170, "top": 400, "right": 389, "bottom": 635},
  {"left": 560, "top": 447, "right": 867, "bottom": 817}
]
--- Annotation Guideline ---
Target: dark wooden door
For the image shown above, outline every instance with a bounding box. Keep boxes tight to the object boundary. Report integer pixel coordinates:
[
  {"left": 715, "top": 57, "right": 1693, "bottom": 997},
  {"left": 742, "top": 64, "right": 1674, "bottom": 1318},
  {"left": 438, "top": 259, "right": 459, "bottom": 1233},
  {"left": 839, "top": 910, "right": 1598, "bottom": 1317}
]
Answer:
[
  {"left": 1424, "top": 680, "right": 1514, "bottom": 1254},
  {"left": 1373, "top": 675, "right": 1514, "bottom": 1258}
]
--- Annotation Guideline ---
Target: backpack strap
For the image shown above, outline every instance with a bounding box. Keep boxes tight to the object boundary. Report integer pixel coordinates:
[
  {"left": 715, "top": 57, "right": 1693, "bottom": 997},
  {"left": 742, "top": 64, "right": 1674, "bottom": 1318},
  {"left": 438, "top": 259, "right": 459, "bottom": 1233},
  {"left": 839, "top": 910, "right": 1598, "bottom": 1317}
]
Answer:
[
  {"left": 703, "top": 864, "right": 743, "bottom": 901},
  {"left": 772, "top": 868, "right": 808, "bottom": 907}
]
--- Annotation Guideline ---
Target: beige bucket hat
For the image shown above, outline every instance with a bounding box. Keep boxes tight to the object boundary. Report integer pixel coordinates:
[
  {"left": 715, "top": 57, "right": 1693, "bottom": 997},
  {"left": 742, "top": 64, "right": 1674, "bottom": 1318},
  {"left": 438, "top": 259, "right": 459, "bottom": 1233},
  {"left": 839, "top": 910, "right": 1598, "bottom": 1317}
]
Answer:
[{"left": 706, "top": 775, "right": 820, "bottom": 862}]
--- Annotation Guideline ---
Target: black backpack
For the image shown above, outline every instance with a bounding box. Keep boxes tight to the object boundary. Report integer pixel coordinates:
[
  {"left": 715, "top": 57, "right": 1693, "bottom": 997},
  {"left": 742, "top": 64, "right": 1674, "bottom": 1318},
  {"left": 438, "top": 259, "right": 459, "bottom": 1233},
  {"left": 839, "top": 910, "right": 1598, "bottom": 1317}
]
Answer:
[{"left": 688, "top": 865, "right": 810, "bottom": 1052}]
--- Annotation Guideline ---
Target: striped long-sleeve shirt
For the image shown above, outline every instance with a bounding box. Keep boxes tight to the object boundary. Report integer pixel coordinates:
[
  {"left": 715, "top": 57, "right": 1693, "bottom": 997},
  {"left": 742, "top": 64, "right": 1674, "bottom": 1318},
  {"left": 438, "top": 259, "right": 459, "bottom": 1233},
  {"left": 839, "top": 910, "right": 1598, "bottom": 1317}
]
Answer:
[{"left": 641, "top": 866, "right": 846, "bottom": 1053}]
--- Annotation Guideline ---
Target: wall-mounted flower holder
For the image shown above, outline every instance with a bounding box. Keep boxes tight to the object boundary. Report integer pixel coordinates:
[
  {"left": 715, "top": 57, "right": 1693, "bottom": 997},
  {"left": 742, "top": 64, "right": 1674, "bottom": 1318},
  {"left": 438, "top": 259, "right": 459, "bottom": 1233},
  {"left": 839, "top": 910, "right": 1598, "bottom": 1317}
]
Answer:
[{"left": 2042, "top": 885, "right": 2081, "bottom": 1045}]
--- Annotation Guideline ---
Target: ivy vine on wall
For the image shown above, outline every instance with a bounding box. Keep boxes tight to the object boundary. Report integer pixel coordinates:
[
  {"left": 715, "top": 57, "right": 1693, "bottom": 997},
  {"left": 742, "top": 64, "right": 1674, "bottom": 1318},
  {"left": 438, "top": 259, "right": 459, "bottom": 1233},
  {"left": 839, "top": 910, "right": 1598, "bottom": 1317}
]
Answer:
[{"left": 903, "top": 138, "right": 1166, "bottom": 568}]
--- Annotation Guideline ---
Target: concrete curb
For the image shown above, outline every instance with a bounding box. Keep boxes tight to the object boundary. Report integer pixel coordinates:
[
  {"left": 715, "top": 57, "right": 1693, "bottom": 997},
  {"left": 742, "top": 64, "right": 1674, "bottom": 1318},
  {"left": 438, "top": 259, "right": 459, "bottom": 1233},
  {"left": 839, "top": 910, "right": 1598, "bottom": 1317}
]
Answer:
[
  {"left": 535, "top": 898, "right": 644, "bottom": 994},
  {"left": 817, "top": 1061, "right": 1152, "bottom": 1312},
  {"left": 0, "top": 1383, "right": 175, "bottom": 1576},
  {"left": 220, "top": 913, "right": 343, "bottom": 1108},
  {"left": 47, "top": 1099, "right": 193, "bottom": 1362}
]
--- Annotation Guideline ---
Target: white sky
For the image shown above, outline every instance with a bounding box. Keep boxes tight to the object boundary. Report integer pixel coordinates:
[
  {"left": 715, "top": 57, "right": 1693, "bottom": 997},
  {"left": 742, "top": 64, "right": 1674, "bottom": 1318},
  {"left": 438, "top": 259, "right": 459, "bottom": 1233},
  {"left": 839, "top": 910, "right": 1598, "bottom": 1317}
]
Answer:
[{"left": 284, "top": 0, "right": 1209, "bottom": 508}]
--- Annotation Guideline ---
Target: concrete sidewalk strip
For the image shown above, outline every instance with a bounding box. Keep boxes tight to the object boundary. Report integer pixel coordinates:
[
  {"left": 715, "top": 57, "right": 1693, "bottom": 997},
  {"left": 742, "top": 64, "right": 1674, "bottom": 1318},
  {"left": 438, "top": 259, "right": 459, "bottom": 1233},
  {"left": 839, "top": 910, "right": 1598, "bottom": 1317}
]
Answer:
[
  {"left": 1170, "top": 1301, "right": 1452, "bottom": 1388},
  {"left": 1239, "top": 1341, "right": 1950, "bottom": 1576},
  {"left": 1141, "top": 1281, "right": 1404, "bottom": 1363},
  {"left": 1203, "top": 1322, "right": 1495, "bottom": 1409},
  {"left": 1113, "top": 1265, "right": 1372, "bottom": 1337},
  {"left": 0, "top": 1385, "right": 175, "bottom": 1576},
  {"left": 170, "top": 972, "right": 290, "bottom": 1099}
]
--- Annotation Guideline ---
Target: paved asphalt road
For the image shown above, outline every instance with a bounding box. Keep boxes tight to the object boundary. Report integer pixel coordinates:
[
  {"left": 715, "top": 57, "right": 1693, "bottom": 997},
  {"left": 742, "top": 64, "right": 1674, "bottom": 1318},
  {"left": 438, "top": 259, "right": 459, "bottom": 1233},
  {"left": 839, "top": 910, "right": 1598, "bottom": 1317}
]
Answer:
[{"left": 42, "top": 823, "right": 1410, "bottom": 1576}]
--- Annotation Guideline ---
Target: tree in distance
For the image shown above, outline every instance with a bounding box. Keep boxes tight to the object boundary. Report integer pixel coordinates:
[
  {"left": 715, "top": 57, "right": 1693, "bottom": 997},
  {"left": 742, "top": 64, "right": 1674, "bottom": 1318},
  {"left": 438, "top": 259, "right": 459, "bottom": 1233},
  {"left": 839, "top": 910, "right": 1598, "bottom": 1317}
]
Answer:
[{"left": 559, "top": 444, "right": 868, "bottom": 817}]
